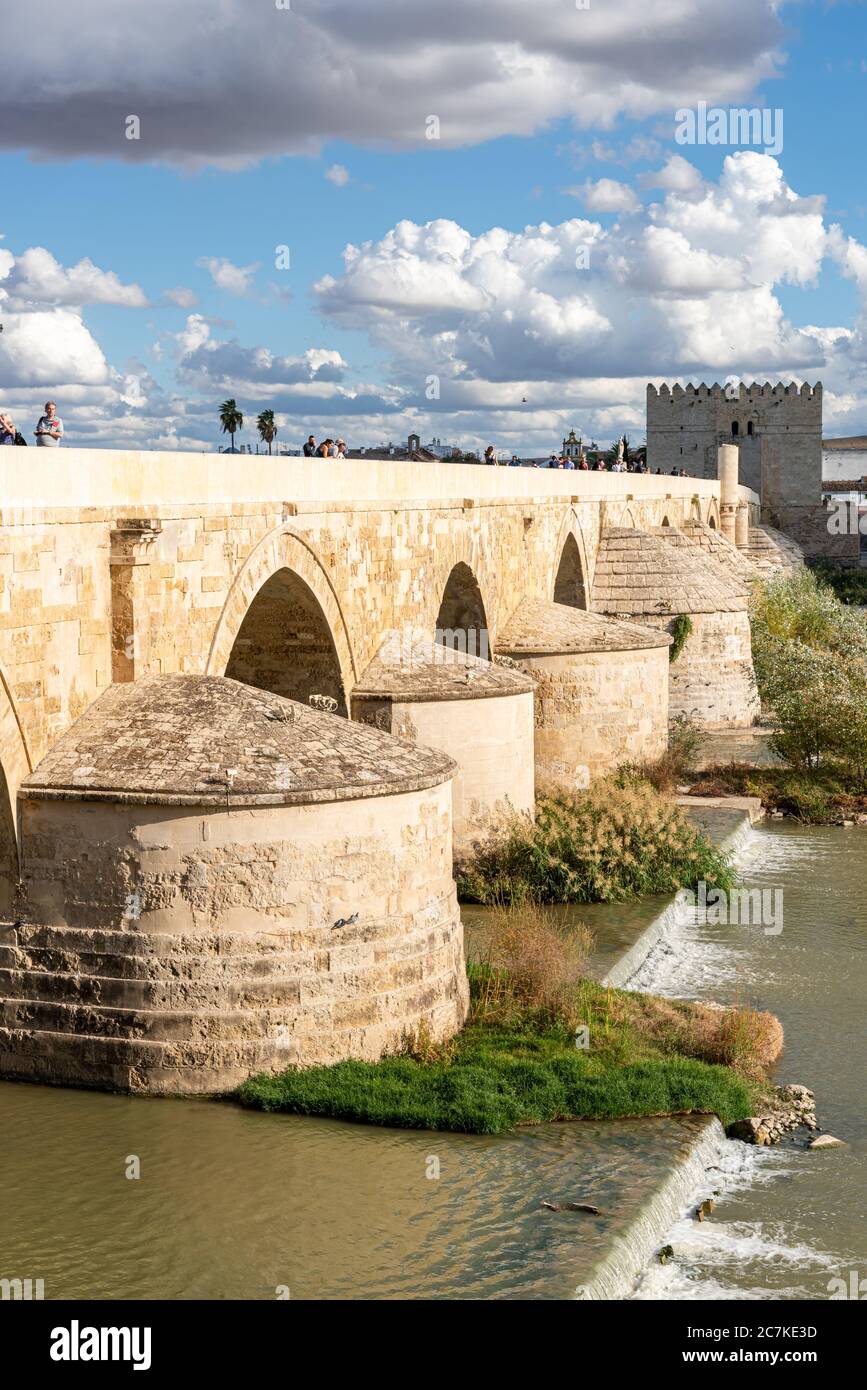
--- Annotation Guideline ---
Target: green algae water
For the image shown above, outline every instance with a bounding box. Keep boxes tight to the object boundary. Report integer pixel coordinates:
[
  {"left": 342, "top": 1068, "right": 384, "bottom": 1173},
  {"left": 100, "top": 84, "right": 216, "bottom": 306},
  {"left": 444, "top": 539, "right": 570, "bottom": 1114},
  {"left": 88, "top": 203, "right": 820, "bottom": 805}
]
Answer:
[{"left": 0, "top": 821, "right": 863, "bottom": 1300}]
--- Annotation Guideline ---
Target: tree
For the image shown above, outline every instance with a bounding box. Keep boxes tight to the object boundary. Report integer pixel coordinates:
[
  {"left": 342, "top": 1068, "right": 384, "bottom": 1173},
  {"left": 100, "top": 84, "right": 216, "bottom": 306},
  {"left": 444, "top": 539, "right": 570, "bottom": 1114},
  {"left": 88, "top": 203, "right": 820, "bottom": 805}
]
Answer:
[
  {"left": 219, "top": 399, "right": 244, "bottom": 452},
  {"left": 257, "top": 409, "right": 277, "bottom": 455}
]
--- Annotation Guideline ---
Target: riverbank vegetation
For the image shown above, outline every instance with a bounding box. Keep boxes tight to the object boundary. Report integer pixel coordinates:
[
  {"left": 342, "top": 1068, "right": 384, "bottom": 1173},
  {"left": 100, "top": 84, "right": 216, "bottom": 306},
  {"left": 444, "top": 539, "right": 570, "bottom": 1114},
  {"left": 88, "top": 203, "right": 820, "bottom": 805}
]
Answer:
[
  {"left": 456, "top": 777, "right": 735, "bottom": 905},
  {"left": 237, "top": 905, "right": 775, "bottom": 1134},
  {"left": 689, "top": 569, "right": 867, "bottom": 821},
  {"left": 809, "top": 558, "right": 867, "bottom": 607}
]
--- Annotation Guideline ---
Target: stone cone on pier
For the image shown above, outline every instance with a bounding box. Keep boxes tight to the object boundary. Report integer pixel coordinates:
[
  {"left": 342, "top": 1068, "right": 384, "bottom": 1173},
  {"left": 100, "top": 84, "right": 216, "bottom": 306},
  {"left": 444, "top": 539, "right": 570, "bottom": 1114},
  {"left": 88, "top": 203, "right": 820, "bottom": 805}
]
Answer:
[
  {"left": 495, "top": 598, "right": 671, "bottom": 790},
  {"left": 350, "top": 630, "right": 535, "bottom": 854},
  {"left": 0, "top": 675, "right": 468, "bottom": 1094},
  {"left": 591, "top": 527, "right": 760, "bottom": 728}
]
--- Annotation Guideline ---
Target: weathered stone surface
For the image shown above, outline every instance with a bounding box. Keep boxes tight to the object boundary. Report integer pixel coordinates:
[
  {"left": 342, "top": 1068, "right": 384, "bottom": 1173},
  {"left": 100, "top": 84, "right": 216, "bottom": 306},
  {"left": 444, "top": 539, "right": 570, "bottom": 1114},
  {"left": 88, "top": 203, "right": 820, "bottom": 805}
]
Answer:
[
  {"left": 592, "top": 529, "right": 760, "bottom": 728},
  {"left": 496, "top": 598, "right": 670, "bottom": 788},
  {"left": 351, "top": 634, "right": 535, "bottom": 855},
  {"left": 1, "top": 676, "right": 469, "bottom": 1094}
]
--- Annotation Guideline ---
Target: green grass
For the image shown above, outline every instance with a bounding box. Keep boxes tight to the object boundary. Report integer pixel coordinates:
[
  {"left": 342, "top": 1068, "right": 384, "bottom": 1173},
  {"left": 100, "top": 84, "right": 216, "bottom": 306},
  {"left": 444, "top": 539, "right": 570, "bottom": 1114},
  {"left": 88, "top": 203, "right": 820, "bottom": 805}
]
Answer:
[{"left": 235, "top": 978, "right": 762, "bottom": 1136}]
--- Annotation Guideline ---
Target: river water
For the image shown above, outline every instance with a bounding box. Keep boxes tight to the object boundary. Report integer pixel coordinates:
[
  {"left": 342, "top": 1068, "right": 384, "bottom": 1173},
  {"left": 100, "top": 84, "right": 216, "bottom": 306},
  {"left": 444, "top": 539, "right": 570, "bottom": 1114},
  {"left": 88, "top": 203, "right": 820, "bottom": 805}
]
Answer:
[
  {"left": 628, "top": 822, "right": 867, "bottom": 1300},
  {"left": 0, "top": 822, "right": 863, "bottom": 1300}
]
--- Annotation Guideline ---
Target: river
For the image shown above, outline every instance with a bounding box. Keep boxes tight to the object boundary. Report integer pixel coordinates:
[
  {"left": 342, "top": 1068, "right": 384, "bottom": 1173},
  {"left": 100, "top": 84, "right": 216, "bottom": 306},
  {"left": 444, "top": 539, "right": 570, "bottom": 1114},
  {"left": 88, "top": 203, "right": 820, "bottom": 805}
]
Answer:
[{"left": 0, "top": 821, "right": 863, "bottom": 1300}]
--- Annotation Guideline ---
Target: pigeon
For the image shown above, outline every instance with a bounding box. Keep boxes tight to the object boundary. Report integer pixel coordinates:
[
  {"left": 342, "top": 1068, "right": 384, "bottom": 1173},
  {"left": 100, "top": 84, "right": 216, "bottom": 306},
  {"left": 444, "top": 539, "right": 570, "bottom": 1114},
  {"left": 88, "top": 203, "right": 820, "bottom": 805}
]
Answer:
[{"left": 332, "top": 913, "right": 359, "bottom": 931}]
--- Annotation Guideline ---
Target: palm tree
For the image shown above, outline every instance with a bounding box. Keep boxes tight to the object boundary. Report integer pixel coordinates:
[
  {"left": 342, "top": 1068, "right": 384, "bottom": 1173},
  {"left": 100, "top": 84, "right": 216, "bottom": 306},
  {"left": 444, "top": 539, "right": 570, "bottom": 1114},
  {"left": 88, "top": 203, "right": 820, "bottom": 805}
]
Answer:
[
  {"left": 257, "top": 409, "right": 277, "bottom": 455},
  {"left": 219, "top": 399, "right": 244, "bottom": 452}
]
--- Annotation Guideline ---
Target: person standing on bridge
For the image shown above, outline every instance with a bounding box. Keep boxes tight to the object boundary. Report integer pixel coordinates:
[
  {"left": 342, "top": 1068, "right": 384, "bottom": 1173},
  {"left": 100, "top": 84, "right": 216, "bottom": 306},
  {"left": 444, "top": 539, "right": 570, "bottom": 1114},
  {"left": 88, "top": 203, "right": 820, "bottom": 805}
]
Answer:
[
  {"left": 34, "top": 401, "right": 63, "bottom": 447},
  {"left": 303, "top": 434, "right": 317, "bottom": 457}
]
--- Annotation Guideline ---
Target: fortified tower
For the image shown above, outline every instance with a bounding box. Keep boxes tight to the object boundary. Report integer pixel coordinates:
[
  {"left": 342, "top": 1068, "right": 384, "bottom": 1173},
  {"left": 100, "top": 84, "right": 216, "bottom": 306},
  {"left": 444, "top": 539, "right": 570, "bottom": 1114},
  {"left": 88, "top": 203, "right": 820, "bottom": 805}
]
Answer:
[{"left": 646, "top": 382, "right": 855, "bottom": 562}]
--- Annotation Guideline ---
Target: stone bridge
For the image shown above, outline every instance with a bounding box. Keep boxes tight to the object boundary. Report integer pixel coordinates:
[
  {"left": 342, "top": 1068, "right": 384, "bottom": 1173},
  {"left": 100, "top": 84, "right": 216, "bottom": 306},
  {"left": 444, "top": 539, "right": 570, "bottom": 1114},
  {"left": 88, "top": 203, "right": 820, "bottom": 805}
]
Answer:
[{"left": 0, "top": 446, "right": 758, "bottom": 909}]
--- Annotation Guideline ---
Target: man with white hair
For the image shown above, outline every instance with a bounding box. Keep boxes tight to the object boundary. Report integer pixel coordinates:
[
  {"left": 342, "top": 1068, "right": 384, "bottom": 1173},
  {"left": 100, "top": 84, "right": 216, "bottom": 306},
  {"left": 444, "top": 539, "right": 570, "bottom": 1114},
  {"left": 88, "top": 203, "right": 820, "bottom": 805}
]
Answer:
[{"left": 35, "top": 401, "right": 64, "bottom": 446}]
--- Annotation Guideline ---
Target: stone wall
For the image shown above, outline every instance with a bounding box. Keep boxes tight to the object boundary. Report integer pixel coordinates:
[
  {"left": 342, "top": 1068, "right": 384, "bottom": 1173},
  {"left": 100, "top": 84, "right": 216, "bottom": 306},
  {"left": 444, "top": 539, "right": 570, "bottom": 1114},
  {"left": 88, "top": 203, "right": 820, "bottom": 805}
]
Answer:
[
  {"left": 643, "top": 611, "right": 760, "bottom": 728},
  {"left": 2, "top": 780, "right": 467, "bottom": 1093},
  {"left": 351, "top": 689, "right": 535, "bottom": 850},
  {"left": 0, "top": 448, "right": 732, "bottom": 883},
  {"left": 516, "top": 645, "right": 670, "bottom": 789}
]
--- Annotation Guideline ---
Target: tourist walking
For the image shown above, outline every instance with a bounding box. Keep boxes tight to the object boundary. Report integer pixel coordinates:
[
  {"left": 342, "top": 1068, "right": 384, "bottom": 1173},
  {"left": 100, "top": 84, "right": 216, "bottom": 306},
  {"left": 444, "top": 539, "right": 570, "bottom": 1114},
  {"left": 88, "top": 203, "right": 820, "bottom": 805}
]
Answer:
[
  {"left": 302, "top": 434, "right": 317, "bottom": 457},
  {"left": 34, "top": 401, "right": 63, "bottom": 446}
]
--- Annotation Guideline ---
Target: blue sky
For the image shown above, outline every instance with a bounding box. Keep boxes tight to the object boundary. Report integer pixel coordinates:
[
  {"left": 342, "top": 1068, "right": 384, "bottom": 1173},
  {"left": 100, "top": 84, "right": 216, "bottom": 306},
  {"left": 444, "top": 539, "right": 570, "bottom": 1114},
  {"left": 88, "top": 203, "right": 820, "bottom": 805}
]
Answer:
[{"left": 1, "top": 0, "right": 866, "bottom": 453}]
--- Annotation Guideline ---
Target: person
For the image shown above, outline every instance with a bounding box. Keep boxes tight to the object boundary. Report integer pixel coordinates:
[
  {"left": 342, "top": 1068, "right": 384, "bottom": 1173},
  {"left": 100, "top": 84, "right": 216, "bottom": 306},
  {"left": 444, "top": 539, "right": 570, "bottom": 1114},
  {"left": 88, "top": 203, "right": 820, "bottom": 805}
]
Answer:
[
  {"left": 0, "top": 414, "right": 16, "bottom": 445},
  {"left": 302, "top": 435, "right": 317, "bottom": 457},
  {"left": 509, "top": 454, "right": 521, "bottom": 467},
  {"left": 317, "top": 438, "right": 334, "bottom": 457},
  {"left": 547, "top": 453, "right": 558, "bottom": 468},
  {"left": 669, "top": 465, "right": 679, "bottom": 475},
  {"left": 336, "top": 438, "right": 347, "bottom": 458},
  {"left": 577, "top": 455, "right": 589, "bottom": 470},
  {"left": 34, "top": 401, "right": 63, "bottom": 447},
  {"left": 484, "top": 445, "right": 497, "bottom": 466}
]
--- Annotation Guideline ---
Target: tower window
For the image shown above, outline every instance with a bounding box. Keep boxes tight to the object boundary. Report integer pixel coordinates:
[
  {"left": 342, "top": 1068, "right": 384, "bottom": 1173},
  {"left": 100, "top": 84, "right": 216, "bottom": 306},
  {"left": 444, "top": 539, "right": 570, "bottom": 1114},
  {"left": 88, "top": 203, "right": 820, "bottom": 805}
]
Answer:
[
  {"left": 747, "top": 421, "right": 753, "bottom": 436},
  {"left": 731, "top": 421, "right": 739, "bottom": 437}
]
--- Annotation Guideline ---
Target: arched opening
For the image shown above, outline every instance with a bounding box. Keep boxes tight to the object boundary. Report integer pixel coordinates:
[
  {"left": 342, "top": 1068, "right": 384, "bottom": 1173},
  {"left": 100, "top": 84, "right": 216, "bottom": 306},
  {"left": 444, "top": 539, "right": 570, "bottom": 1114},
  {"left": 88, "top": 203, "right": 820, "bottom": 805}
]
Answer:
[
  {"left": 225, "top": 568, "right": 347, "bottom": 714},
  {"left": 747, "top": 421, "right": 754, "bottom": 436},
  {"left": 553, "top": 533, "right": 588, "bottom": 609},
  {"left": 708, "top": 515, "right": 717, "bottom": 529},
  {"left": 661, "top": 515, "right": 671, "bottom": 527},
  {"left": 731, "top": 420, "right": 740, "bottom": 437},
  {"left": 435, "top": 562, "right": 490, "bottom": 660},
  {"left": 0, "top": 760, "right": 18, "bottom": 919}
]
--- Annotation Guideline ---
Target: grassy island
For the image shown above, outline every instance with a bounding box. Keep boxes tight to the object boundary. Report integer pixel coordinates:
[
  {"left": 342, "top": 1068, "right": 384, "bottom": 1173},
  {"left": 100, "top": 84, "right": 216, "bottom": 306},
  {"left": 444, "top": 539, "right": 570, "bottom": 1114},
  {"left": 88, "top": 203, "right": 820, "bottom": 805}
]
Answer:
[{"left": 237, "top": 905, "right": 778, "bottom": 1135}]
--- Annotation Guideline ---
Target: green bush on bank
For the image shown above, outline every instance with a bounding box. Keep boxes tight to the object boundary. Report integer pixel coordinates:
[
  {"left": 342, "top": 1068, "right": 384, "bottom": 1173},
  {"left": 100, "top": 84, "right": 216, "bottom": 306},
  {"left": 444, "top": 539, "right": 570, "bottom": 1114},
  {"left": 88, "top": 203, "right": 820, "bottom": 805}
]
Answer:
[
  {"left": 749, "top": 569, "right": 867, "bottom": 785},
  {"left": 456, "top": 780, "right": 735, "bottom": 905}
]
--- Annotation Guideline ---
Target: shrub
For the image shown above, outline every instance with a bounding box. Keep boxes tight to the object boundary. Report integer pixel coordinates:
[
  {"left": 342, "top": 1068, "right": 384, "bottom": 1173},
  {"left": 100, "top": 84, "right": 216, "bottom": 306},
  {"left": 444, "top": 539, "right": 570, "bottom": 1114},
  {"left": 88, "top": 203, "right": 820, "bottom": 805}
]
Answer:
[
  {"left": 467, "top": 901, "right": 592, "bottom": 1030},
  {"left": 669, "top": 613, "right": 693, "bottom": 664},
  {"left": 750, "top": 572, "right": 867, "bottom": 785},
  {"left": 457, "top": 780, "right": 735, "bottom": 905},
  {"left": 618, "top": 714, "right": 706, "bottom": 792}
]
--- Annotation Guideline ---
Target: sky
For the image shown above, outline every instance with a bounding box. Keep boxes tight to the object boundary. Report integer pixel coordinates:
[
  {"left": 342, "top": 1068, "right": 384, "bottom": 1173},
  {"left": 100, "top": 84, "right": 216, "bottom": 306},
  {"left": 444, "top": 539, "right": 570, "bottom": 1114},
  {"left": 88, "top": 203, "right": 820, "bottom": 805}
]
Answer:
[{"left": 1, "top": 0, "right": 867, "bottom": 455}]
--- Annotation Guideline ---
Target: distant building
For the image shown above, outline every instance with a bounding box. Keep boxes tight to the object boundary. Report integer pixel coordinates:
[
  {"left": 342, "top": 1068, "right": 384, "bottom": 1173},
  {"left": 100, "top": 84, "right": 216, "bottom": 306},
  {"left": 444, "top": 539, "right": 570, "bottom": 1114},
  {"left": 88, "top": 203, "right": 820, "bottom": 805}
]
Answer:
[
  {"left": 561, "top": 429, "right": 584, "bottom": 462},
  {"left": 823, "top": 436, "right": 867, "bottom": 482},
  {"left": 347, "top": 434, "right": 439, "bottom": 462}
]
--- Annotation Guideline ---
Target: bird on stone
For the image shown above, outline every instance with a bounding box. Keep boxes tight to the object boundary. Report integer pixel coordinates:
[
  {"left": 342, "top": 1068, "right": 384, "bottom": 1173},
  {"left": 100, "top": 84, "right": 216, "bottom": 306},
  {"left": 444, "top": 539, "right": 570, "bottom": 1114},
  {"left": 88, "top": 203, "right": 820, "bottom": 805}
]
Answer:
[{"left": 332, "top": 913, "right": 359, "bottom": 930}]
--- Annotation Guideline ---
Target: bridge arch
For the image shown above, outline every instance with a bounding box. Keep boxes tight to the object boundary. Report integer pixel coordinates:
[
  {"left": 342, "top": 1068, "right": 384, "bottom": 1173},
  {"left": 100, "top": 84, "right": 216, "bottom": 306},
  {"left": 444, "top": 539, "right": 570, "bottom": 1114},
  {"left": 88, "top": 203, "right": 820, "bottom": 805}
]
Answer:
[
  {"left": 0, "top": 670, "right": 32, "bottom": 917},
  {"left": 207, "top": 529, "right": 356, "bottom": 714},
  {"left": 552, "top": 520, "right": 590, "bottom": 609},
  {"left": 435, "top": 562, "right": 490, "bottom": 659}
]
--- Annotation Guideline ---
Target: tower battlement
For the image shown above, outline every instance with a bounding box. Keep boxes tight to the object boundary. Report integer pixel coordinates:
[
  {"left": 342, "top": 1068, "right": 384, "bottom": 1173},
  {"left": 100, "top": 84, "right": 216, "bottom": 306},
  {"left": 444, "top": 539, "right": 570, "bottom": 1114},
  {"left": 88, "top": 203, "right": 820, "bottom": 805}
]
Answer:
[{"left": 647, "top": 381, "right": 821, "bottom": 401}]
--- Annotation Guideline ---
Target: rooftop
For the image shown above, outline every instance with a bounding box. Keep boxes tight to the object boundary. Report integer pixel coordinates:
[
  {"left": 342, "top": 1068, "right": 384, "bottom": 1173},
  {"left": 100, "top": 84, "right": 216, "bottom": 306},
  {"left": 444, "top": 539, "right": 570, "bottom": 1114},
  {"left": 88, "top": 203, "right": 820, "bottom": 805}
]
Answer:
[
  {"left": 22, "top": 675, "right": 456, "bottom": 807},
  {"left": 592, "top": 527, "right": 749, "bottom": 615},
  {"left": 496, "top": 597, "right": 671, "bottom": 654},
  {"left": 353, "top": 632, "right": 534, "bottom": 701}
]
